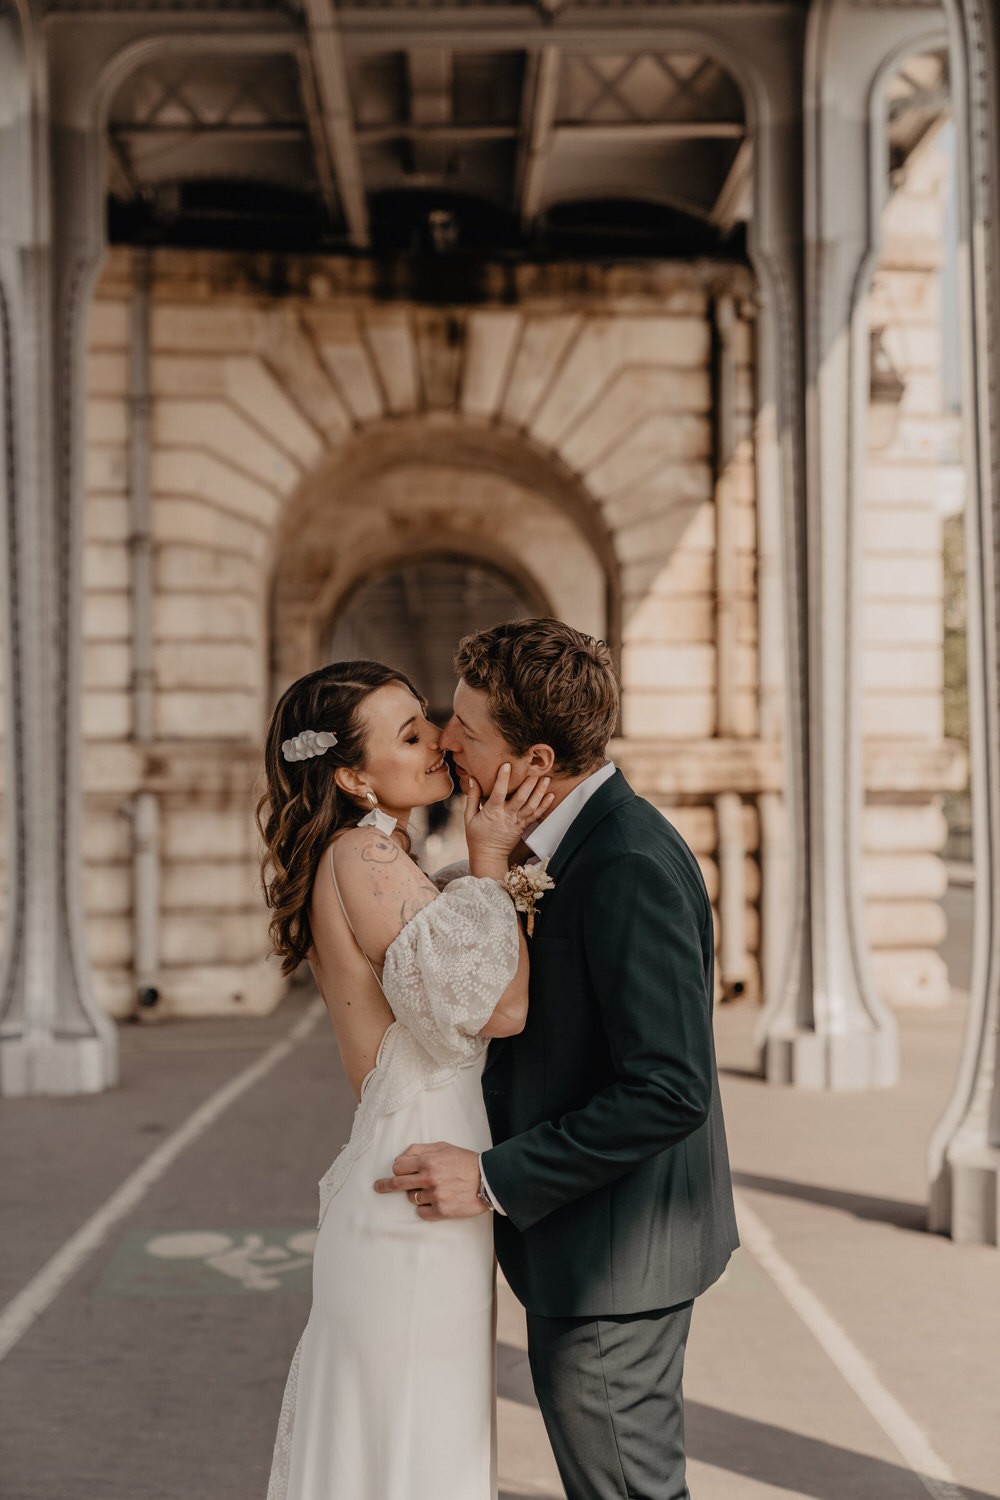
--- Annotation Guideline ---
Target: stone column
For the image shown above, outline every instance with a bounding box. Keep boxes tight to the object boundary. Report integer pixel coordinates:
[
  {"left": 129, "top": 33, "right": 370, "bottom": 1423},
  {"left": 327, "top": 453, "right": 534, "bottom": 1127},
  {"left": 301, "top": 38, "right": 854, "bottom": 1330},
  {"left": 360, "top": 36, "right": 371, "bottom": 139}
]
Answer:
[
  {"left": 928, "top": 0, "right": 1000, "bottom": 1244},
  {"left": 0, "top": 9, "right": 117, "bottom": 1094},
  {"left": 748, "top": 0, "right": 941, "bottom": 1087}
]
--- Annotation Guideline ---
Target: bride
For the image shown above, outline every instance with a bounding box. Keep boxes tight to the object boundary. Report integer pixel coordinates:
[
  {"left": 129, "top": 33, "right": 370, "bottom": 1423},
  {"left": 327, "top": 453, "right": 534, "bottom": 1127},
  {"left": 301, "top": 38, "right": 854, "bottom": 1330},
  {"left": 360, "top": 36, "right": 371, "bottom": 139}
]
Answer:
[{"left": 256, "top": 658, "right": 554, "bottom": 1500}]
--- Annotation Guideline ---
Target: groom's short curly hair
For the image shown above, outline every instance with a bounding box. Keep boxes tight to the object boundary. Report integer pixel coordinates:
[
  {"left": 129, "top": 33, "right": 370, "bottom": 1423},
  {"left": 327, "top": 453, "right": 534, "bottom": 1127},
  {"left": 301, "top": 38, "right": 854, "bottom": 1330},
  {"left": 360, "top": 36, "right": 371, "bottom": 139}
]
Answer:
[{"left": 454, "top": 618, "right": 619, "bottom": 776}]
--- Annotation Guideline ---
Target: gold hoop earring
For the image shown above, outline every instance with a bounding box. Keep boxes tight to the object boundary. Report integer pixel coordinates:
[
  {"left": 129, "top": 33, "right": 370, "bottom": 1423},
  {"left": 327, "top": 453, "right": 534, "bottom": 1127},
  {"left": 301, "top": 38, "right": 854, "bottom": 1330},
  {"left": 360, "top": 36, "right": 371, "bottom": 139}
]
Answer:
[{"left": 366, "top": 791, "right": 378, "bottom": 808}]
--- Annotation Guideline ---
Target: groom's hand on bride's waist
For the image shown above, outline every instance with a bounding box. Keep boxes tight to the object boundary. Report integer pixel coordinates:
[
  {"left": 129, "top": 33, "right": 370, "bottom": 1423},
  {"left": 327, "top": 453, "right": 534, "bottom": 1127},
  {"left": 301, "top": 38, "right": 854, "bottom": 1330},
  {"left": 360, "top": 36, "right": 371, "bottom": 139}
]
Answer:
[{"left": 374, "top": 1142, "right": 488, "bottom": 1221}]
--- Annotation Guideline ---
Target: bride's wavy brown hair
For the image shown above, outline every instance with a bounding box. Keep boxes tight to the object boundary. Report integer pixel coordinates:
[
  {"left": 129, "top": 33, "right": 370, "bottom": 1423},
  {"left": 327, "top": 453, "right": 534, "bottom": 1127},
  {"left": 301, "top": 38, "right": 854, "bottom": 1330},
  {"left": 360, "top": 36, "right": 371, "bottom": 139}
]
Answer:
[{"left": 256, "top": 660, "right": 425, "bottom": 976}]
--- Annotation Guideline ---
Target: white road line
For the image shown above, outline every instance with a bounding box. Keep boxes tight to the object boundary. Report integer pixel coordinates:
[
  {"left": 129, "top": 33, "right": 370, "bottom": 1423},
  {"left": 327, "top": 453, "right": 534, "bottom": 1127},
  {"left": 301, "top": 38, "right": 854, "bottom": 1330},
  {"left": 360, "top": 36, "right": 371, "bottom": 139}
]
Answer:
[
  {"left": 734, "top": 1190, "right": 966, "bottom": 1500},
  {"left": 0, "top": 999, "right": 325, "bottom": 1364}
]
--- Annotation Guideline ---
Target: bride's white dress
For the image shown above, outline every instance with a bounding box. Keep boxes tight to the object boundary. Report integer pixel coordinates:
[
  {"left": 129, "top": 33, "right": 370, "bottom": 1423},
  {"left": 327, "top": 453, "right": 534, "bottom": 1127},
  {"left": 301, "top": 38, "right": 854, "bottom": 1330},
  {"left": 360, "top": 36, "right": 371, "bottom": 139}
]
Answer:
[{"left": 266, "top": 872, "right": 519, "bottom": 1500}]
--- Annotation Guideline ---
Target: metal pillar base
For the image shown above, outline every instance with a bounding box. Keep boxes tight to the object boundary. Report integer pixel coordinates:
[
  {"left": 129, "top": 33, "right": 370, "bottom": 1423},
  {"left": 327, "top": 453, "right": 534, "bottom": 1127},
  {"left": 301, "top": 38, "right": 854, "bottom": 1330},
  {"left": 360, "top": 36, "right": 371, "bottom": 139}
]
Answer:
[
  {"left": 930, "top": 1146, "right": 1000, "bottom": 1247},
  {"left": 0, "top": 1033, "right": 119, "bottom": 1098},
  {"left": 763, "top": 1026, "right": 898, "bottom": 1090}
]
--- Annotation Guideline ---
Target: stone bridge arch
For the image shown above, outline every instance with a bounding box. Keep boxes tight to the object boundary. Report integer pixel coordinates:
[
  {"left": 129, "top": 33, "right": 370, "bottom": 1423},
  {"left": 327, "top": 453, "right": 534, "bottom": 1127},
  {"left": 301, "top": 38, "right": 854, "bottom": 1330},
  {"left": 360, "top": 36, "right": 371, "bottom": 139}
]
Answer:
[{"left": 269, "top": 416, "right": 619, "bottom": 693}]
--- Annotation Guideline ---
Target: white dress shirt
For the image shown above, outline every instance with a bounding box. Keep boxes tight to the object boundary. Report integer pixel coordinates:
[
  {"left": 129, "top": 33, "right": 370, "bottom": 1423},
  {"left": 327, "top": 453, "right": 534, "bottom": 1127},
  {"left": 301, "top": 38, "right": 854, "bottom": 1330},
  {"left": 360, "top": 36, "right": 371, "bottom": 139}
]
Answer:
[{"left": 480, "top": 761, "right": 617, "bottom": 1214}]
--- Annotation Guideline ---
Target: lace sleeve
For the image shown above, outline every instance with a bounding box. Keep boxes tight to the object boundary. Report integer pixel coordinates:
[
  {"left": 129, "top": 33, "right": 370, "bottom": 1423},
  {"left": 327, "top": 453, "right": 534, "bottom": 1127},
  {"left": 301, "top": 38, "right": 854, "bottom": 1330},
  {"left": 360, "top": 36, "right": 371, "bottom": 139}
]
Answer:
[{"left": 381, "top": 875, "right": 520, "bottom": 1063}]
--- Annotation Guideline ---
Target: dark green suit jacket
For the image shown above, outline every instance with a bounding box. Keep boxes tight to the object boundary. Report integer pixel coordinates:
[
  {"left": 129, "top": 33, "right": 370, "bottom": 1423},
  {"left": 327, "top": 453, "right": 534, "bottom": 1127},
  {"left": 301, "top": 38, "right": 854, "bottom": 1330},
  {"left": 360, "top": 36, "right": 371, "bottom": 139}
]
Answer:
[{"left": 481, "top": 770, "right": 739, "bottom": 1318}]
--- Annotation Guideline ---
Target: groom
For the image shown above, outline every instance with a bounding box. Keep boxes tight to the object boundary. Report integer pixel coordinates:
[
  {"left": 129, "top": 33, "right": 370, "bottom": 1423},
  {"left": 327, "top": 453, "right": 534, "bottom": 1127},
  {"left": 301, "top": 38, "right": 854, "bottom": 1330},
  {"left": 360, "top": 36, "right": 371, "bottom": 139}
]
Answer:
[{"left": 375, "top": 618, "right": 739, "bottom": 1500}]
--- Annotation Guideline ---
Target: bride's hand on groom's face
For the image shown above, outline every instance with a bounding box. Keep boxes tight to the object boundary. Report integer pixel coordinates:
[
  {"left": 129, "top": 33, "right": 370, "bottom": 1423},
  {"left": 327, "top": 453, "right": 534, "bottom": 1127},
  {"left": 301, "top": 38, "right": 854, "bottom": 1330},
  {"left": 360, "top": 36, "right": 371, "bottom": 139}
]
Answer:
[{"left": 463, "top": 762, "right": 554, "bottom": 876}]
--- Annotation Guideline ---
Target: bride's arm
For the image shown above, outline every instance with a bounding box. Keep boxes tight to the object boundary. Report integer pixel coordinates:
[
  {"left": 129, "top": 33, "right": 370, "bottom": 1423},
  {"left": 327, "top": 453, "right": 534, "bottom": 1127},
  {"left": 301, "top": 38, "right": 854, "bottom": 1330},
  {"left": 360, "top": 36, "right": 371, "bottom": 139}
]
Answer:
[
  {"left": 478, "top": 921, "right": 529, "bottom": 1038},
  {"left": 330, "top": 827, "right": 529, "bottom": 1039},
  {"left": 328, "top": 828, "right": 440, "bottom": 964}
]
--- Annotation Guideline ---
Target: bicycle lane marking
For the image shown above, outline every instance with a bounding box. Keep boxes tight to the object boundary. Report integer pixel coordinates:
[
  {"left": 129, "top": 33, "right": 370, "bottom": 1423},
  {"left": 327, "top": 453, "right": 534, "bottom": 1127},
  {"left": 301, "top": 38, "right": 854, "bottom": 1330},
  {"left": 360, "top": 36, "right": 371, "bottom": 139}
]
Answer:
[
  {"left": 734, "top": 1190, "right": 966, "bottom": 1500},
  {"left": 0, "top": 999, "right": 325, "bottom": 1363}
]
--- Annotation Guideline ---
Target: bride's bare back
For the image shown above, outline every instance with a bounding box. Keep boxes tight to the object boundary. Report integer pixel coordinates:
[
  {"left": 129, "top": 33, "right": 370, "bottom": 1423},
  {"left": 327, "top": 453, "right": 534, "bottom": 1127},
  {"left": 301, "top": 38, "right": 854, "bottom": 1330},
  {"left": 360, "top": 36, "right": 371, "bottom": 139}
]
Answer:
[{"left": 307, "top": 825, "right": 439, "bottom": 1099}]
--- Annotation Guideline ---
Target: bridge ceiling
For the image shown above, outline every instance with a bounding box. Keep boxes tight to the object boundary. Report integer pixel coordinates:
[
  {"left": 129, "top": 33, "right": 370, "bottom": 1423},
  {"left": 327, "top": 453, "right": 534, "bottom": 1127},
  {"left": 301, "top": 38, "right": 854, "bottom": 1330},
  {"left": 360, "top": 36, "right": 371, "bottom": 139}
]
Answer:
[{"left": 103, "top": 5, "right": 757, "bottom": 258}]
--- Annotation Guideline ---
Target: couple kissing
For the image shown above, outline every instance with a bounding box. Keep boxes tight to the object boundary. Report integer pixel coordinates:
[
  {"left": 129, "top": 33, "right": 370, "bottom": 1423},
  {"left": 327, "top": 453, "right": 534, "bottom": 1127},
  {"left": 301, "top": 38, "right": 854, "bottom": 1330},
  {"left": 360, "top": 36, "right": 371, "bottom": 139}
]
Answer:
[{"left": 258, "top": 617, "right": 738, "bottom": 1500}]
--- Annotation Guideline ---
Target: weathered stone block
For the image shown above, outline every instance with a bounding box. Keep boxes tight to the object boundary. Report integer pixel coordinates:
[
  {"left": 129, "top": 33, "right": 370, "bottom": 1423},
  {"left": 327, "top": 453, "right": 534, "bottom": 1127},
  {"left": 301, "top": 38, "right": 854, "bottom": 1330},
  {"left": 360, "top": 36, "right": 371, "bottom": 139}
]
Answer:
[
  {"left": 622, "top": 595, "right": 715, "bottom": 644},
  {"left": 83, "top": 913, "right": 132, "bottom": 967},
  {"left": 84, "top": 543, "right": 130, "bottom": 592},
  {"left": 461, "top": 311, "right": 522, "bottom": 420},
  {"left": 87, "top": 351, "right": 128, "bottom": 397},
  {"left": 224, "top": 355, "right": 325, "bottom": 467},
  {"left": 600, "top": 464, "right": 714, "bottom": 529},
  {"left": 154, "top": 545, "right": 258, "bottom": 596},
  {"left": 864, "top": 463, "right": 946, "bottom": 506},
  {"left": 306, "top": 308, "right": 384, "bottom": 423},
  {"left": 83, "top": 642, "right": 131, "bottom": 691},
  {"left": 154, "top": 401, "right": 302, "bottom": 491},
  {"left": 561, "top": 367, "right": 712, "bottom": 472},
  {"left": 622, "top": 642, "right": 715, "bottom": 691},
  {"left": 151, "top": 304, "right": 265, "bottom": 352},
  {"left": 85, "top": 495, "right": 130, "bottom": 544},
  {"left": 623, "top": 691, "right": 715, "bottom": 739},
  {"left": 863, "top": 556, "right": 942, "bottom": 600},
  {"left": 162, "top": 861, "right": 260, "bottom": 910},
  {"left": 162, "top": 807, "right": 255, "bottom": 861},
  {"left": 863, "top": 803, "right": 948, "bottom": 853},
  {"left": 258, "top": 309, "right": 353, "bottom": 441},
  {"left": 862, "top": 695, "right": 943, "bottom": 739},
  {"left": 85, "top": 447, "right": 127, "bottom": 493},
  {"left": 615, "top": 503, "right": 715, "bottom": 567},
  {"left": 862, "top": 648, "right": 942, "bottom": 691},
  {"left": 155, "top": 593, "right": 259, "bottom": 642},
  {"left": 88, "top": 300, "right": 129, "bottom": 349},
  {"left": 93, "top": 966, "right": 135, "bottom": 1020},
  {"left": 153, "top": 449, "right": 280, "bottom": 530},
  {"left": 154, "top": 641, "right": 261, "bottom": 692},
  {"left": 82, "top": 691, "right": 130, "bottom": 741},
  {"left": 86, "top": 398, "right": 128, "bottom": 447},
  {"left": 82, "top": 809, "right": 132, "bottom": 862},
  {"left": 500, "top": 314, "right": 582, "bottom": 429},
  {"left": 152, "top": 497, "right": 268, "bottom": 561},
  {"left": 160, "top": 911, "right": 265, "bottom": 965},
  {"left": 155, "top": 958, "right": 286, "bottom": 1018},
  {"left": 82, "top": 593, "right": 130, "bottom": 641},
  {"left": 82, "top": 865, "right": 132, "bottom": 916},
  {"left": 586, "top": 414, "right": 712, "bottom": 496},
  {"left": 156, "top": 691, "right": 260, "bottom": 739},
  {"left": 531, "top": 316, "right": 712, "bottom": 449},
  {"left": 862, "top": 853, "right": 948, "bottom": 900},
  {"left": 863, "top": 507, "right": 940, "bottom": 554},
  {"left": 363, "top": 309, "right": 421, "bottom": 415},
  {"left": 870, "top": 949, "right": 951, "bottom": 1008},
  {"left": 863, "top": 602, "right": 941, "bottom": 646},
  {"left": 865, "top": 899, "right": 947, "bottom": 949}
]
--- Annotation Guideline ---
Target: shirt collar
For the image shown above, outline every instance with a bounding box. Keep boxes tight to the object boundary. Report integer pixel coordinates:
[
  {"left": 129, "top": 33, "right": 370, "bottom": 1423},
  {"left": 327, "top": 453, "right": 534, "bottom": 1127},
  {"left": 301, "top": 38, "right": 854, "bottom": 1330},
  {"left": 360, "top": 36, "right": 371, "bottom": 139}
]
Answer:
[{"left": 524, "top": 761, "right": 617, "bottom": 864}]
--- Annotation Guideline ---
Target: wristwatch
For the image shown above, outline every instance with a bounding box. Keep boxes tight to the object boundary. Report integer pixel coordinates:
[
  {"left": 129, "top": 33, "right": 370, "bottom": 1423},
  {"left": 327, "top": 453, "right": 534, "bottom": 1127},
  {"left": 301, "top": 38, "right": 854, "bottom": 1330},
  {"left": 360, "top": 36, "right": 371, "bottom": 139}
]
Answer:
[{"left": 476, "top": 1174, "right": 495, "bottom": 1211}]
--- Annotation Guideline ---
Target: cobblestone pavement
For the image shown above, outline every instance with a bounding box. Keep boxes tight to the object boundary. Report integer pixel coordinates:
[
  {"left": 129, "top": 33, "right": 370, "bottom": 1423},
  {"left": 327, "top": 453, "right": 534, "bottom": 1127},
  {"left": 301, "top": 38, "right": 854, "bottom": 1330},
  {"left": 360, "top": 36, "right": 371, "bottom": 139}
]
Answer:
[{"left": 1, "top": 884, "right": 997, "bottom": 1500}]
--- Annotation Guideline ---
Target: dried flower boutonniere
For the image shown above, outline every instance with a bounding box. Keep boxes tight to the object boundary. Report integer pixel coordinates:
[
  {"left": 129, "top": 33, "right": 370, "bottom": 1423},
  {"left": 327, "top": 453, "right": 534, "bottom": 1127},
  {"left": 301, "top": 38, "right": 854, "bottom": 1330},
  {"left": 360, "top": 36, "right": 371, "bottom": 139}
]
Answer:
[{"left": 502, "top": 858, "right": 556, "bottom": 937}]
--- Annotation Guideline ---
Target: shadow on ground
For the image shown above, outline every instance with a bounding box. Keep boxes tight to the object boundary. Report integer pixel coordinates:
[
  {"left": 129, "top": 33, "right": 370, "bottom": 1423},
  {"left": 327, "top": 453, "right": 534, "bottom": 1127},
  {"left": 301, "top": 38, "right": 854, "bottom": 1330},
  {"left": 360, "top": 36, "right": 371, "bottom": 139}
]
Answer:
[
  {"left": 500, "top": 1346, "right": 998, "bottom": 1500},
  {"left": 686, "top": 1403, "right": 999, "bottom": 1500},
  {"left": 732, "top": 1170, "right": 928, "bottom": 1232}
]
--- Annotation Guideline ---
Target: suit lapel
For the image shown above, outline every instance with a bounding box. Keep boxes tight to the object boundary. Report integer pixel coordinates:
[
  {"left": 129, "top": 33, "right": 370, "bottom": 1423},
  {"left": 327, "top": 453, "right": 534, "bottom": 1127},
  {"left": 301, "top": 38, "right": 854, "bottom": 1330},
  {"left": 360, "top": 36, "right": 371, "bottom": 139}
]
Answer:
[{"left": 543, "top": 769, "right": 635, "bottom": 885}]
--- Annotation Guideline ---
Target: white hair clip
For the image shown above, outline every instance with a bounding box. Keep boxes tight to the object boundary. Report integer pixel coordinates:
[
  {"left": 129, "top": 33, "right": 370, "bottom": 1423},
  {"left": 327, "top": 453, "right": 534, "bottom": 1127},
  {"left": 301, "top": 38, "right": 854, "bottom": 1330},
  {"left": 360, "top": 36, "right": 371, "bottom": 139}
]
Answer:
[{"left": 281, "top": 729, "right": 338, "bottom": 763}]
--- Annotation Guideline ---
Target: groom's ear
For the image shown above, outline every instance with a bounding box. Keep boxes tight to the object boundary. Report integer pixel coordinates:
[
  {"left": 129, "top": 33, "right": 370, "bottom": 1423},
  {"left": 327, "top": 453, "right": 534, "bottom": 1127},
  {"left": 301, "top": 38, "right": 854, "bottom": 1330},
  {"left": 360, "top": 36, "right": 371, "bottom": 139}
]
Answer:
[{"left": 525, "top": 744, "right": 556, "bottom": 776}]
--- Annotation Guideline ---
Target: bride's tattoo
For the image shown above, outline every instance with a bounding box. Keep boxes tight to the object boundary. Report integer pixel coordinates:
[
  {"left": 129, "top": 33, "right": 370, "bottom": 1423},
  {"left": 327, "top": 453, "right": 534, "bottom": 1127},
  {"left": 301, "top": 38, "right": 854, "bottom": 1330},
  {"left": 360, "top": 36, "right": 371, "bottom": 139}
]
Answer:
[
  {"left": 362, "top": 838, "right": 400, "bottom": 864},
  {"left": 400, "top": 893, "right": 435, "bottom": 925}
]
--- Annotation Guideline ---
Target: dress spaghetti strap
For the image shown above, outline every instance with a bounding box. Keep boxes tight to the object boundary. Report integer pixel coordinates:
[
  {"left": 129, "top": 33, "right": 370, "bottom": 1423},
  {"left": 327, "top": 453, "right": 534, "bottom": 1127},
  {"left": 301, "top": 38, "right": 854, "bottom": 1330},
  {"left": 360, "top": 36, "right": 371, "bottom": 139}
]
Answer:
[{"left": 327, "top": 845, "right": 390, "bottom": 999}]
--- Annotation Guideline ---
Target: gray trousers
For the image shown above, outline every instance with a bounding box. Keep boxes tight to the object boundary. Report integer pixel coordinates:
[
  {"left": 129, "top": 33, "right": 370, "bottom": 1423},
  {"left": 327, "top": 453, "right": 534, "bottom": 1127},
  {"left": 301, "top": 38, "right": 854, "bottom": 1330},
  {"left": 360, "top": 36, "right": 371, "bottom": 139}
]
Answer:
[{"left": 525, "top": 1301, "right": 694, "bottom": 1500}]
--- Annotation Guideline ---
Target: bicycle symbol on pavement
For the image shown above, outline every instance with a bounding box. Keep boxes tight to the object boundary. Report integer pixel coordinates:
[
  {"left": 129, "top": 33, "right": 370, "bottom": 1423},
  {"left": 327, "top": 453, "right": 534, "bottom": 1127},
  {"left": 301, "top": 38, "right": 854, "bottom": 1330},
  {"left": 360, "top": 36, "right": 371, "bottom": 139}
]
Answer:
[{"left": 143, "top": 1229, "right": 318, "bottom": 1292}]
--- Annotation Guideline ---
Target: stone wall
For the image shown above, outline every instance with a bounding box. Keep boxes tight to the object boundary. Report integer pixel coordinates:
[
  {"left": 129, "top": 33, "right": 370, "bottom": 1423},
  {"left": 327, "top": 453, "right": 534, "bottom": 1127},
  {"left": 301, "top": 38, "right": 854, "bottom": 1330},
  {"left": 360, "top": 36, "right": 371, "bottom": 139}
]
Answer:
[
  {"left": 861, "top": 126, "right": 964, "bottom": 1007},
  {"left": 70, "top": 239, "right": 955, "bottom": 1019}
]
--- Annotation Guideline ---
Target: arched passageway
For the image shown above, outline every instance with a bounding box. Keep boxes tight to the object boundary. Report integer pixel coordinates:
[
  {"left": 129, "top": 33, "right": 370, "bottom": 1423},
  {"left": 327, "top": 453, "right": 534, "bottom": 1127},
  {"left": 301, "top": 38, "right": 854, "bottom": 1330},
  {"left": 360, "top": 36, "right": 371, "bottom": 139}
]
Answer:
[{"left": 329, "top": 555, "right": 544, "bottom": 722}]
